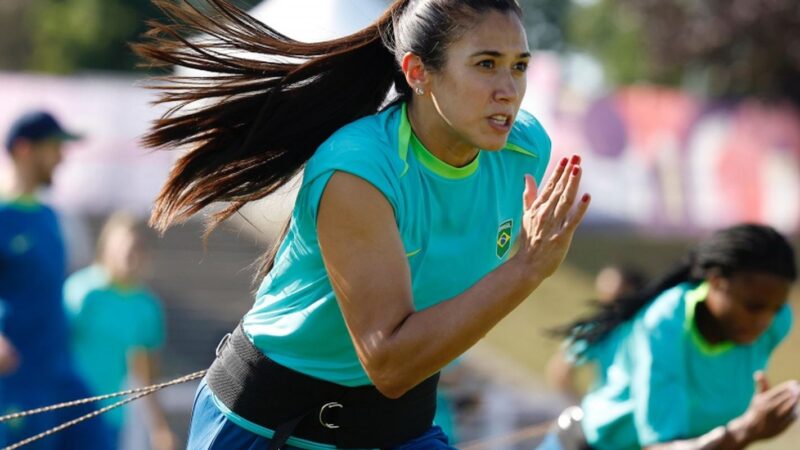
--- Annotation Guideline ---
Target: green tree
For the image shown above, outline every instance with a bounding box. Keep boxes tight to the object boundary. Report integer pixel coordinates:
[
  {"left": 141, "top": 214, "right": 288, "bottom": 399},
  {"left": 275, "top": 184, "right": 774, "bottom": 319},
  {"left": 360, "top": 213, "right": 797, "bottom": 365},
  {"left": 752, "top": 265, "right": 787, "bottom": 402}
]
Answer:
[
  {"left": 28, "top": 0, "right": 146, "bottom": 73},
  {"left": 4, "top": 0, "right": 259, "bottom": 74},
  {"left": 566, "top": 0, "right": 657, "bottom": 85},
  {"left": 566, "top": 0, "right": 800, "bottom": 104},
  {"left": 0, "top": 1, "right": 34, "bottom": 70},
  {"left": 520, "top": 0, "right": 573, "bottom": 51}
]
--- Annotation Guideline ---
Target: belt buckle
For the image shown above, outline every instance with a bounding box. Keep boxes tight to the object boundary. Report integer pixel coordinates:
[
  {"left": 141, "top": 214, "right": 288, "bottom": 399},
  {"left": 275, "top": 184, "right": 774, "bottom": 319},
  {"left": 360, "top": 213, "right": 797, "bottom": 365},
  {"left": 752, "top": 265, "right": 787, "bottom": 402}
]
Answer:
[
  {"left": 318, "top": 402, "right": 343, "bottom": 429},
  {"left": 215, "top": 333, "right": 231, "bottom": 357}
]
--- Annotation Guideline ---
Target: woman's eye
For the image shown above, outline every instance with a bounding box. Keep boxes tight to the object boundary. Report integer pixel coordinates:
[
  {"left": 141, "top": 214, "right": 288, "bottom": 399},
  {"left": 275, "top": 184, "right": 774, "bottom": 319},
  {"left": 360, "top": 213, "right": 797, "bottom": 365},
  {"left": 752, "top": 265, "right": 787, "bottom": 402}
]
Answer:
[
  {"left": 514, "top": 62, "right": 529, "bottom": 72},
  {"left": 477, "top": 60, "right": 495, "bottom": 69}
]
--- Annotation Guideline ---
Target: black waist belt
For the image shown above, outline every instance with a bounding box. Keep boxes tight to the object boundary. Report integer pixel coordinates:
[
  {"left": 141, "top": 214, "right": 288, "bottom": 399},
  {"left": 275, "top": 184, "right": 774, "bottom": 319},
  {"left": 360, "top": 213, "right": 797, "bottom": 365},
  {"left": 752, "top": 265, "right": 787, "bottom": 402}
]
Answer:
[{"left": 206, "top": 324, "right": 439, "bottom": 449}]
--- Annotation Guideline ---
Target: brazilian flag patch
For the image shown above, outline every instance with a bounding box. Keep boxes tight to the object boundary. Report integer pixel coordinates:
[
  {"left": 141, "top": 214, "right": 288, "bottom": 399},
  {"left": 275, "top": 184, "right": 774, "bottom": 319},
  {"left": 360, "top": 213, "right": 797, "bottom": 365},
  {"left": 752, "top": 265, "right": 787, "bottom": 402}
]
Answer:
[{"left": 496, "top": 219, "right": 513, "bottom": 259}]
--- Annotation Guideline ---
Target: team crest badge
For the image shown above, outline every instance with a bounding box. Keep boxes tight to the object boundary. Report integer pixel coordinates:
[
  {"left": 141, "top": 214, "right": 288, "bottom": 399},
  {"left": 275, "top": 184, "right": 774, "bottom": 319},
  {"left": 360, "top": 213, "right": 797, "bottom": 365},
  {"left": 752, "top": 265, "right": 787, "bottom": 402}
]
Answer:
[{"left": 496, "top": 219, "right": 513, "bottom": 258}]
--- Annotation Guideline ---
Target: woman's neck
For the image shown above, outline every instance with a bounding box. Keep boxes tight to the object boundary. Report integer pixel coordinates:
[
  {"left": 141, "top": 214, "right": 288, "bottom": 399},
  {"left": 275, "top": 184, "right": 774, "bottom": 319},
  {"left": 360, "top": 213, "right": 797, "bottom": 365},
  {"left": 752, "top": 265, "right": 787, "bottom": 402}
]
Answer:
[
  {"left": 694, "top": 301, "right": 728, "bottom": 344},
  {"left": 406, "top": 101, "right": 479, "bottom": 168}
]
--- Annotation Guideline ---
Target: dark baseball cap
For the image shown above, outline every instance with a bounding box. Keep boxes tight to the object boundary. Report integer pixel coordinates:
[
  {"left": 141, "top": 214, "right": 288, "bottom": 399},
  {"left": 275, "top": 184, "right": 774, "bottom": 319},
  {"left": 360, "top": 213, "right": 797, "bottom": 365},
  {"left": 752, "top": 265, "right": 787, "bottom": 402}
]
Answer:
[{"left": 5, "top": 110, "right": 82, "bottom": 152}]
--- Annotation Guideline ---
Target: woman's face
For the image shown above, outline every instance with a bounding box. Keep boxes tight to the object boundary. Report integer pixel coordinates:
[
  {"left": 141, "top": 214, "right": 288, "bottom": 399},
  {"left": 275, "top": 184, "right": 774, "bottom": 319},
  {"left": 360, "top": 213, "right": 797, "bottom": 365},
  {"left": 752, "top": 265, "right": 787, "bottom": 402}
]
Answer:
[
  {"left": 706, "top": 271, "right": 791, "bottom": 344},
  {"left": 425, "top": 10, "right": 530, "bottom": 153},
  {"left": 102, "top": 228, "right": 146, "bottom": 283}
]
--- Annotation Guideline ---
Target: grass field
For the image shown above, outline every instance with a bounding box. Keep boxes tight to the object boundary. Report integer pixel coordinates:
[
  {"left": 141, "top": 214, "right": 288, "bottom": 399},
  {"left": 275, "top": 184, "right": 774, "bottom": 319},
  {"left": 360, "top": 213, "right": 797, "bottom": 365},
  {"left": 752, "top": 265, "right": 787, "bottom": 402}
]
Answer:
[{"left": 480, "top": 230, "right": 800, "bottom": 449}]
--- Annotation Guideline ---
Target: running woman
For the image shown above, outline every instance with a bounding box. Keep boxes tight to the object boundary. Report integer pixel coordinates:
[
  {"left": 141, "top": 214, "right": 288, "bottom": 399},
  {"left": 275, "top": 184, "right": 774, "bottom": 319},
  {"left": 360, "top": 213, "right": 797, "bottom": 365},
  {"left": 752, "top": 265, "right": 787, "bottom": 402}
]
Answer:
[
  {"left": 135, "top": 1, "right": 591, "bottom": 448},
  {"left": 540, "top": 224, "right": 799, "bottom": 450}
]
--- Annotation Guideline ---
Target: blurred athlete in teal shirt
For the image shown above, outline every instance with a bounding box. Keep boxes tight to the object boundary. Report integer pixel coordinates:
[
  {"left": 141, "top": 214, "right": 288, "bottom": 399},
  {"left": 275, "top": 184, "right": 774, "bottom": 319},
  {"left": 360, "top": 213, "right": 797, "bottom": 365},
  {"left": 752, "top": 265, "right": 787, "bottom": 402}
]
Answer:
[
  {"left": 0, "top": 111, "right": 114, "bottom": 449},
  {"left": 540, "top": 224, "right": 799, "bottom": 450},
  {"left": 64, "top": 212, "right": 174, "bottom": 450}
]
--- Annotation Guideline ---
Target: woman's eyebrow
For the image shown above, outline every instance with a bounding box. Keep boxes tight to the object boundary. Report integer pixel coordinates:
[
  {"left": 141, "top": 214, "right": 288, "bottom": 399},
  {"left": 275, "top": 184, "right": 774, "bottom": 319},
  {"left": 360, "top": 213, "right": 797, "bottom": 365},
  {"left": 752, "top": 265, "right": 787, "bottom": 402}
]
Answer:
[{"left": 469, "top": 50, "right": 531, "bottom": 58}]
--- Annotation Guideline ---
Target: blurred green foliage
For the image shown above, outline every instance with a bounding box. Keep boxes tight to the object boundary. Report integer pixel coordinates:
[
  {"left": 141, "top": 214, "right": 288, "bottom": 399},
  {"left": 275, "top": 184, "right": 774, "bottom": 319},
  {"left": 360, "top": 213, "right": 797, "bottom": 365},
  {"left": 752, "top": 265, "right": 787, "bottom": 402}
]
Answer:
[
  {"left": 565, "top": 0, "right": 800, "bottom": 105},
  {"left": 0, "top": 0, "right": 260, "bottom": 73},
  {"left": 29, "top": 0, "right": 144, "bottom": 73},
  {"left": 519, "top": 0, "right": 572, "bottom": 51},
  {"left": 565, "top": 0, "right": 658, "bottom": 85}
]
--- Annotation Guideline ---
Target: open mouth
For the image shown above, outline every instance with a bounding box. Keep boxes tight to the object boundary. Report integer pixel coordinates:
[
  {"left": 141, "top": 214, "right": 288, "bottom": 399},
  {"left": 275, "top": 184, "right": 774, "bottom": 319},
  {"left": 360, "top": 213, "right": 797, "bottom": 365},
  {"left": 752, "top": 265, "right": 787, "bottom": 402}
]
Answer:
[{"left": 489, "top": 114, "right": 511, "bottom": 127}]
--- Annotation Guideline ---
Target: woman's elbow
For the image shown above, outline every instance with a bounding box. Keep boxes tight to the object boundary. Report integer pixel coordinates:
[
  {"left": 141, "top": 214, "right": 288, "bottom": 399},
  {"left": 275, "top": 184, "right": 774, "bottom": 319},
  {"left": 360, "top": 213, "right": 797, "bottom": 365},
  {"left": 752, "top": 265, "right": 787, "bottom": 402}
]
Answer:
[
  {"left": 361, "top": 353, "right": 412, "bottom": 399},
  {"left": 368, "top": 370, "right": 412, "bottom": 399}
]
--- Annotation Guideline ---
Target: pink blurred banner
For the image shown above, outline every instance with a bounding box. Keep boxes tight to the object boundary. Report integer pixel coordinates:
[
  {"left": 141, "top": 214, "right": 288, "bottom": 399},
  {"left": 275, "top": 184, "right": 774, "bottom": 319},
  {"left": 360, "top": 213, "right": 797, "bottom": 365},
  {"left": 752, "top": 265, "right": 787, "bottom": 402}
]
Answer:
[{"left": 524, "top": 55, "right": 800, "bottom": 235}]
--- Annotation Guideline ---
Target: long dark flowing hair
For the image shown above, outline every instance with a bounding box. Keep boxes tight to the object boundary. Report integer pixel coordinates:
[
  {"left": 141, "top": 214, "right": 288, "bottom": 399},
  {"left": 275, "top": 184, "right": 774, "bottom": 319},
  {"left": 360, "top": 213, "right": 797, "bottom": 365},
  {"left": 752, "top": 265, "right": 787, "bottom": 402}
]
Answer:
[
  {"left": 133, "top": 0, "right": 523, "bottom": 274},
  {"left": 558, "top": 224, "right": 797, "bottom": 347}
]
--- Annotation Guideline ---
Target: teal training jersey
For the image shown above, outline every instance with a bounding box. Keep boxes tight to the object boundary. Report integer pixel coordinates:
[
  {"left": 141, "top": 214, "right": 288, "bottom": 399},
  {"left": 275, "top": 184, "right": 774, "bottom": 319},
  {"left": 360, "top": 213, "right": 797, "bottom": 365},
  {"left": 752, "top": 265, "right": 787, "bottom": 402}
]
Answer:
[
  {"left": 578, "top": 282, "right": 793, "bottom": 450},
  {"left": 243, "top": 102, "right": 550, "bottom": 386},
  {"left": 64, "top": 265, "right": 166, "bottom": 428},
  {"left": 227, "top": 103, "right": 549, "bottom": 448}
]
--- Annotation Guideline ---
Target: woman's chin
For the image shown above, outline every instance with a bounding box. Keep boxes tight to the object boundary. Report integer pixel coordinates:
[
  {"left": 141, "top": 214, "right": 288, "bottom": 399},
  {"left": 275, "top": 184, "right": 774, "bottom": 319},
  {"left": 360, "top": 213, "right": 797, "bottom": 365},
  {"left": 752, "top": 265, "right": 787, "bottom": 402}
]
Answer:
[{"left": 479, "top": 138, "right": 509, "bottom": 151}]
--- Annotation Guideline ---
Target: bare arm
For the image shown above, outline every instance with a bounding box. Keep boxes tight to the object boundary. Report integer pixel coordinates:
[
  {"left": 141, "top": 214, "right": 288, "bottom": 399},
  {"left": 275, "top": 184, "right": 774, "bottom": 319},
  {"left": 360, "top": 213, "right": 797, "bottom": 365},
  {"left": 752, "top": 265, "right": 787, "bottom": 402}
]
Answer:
[
  {"left": 643, "top": 425, "right": 746, "bottom": 450},
  {"left": 317, "top": 157, "right": 589, "bottom": 398},
  {"left": 130, "top": 350, "right": 175, "bottom": 450},
  {"left": 545, "top": 349, "right": 581, "bottom": 402}
]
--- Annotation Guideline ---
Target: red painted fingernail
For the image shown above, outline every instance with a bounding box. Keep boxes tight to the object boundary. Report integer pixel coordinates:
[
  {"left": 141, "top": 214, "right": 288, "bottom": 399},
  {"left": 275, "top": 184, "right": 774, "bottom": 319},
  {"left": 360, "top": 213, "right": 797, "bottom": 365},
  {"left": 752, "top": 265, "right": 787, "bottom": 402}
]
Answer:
[
  {"left": 572, "top": 166, "right": 580, "bottom": 175},
  {"left": 559, "top": 158, "right": 568, "bottom": 167},
  {"left": 571, "top": 155, "right": 581, "bottom": 164},
  {"left": 581, "top": 193, "right": 590, "bottom": 202}
]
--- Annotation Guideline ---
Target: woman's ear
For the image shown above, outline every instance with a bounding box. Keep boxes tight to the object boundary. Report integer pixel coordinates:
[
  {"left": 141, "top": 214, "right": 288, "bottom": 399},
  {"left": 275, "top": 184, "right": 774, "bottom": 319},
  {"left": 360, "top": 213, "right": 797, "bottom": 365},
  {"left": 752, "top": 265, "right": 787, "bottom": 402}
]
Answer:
[
  {"left": 706, "top": 268, "right": 728, "bottom": 292},
  {"left": 401, "top": 52, "right": 430, "bottom": 95}
]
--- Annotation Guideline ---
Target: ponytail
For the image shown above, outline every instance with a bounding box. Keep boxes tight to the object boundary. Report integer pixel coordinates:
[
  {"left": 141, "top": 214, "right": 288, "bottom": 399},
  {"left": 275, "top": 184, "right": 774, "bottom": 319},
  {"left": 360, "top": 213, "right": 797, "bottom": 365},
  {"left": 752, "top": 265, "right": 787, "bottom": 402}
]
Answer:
[
  {"left": 133, "top": 0, "right": 410, "bottom": 233},
  {"left": 135, "top": 0, "right": 524, "bottom": 279},
  {"left": 555, "top": 261, "right": 696, "bottom": 345}
]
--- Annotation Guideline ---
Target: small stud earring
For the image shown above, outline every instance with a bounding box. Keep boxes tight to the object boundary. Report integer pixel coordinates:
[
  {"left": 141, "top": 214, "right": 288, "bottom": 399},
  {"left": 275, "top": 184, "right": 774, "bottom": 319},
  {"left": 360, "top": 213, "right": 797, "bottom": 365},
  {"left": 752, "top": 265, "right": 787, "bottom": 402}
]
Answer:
[{"left": 415, "top": 87, "right": 424, "bottom": 95}]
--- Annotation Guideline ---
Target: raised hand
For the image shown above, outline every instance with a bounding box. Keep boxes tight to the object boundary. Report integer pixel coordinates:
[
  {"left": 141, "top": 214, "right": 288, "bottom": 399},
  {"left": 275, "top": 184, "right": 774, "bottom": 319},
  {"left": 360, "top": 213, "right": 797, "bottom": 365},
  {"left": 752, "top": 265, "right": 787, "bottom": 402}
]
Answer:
[
  {"left": 512, "top": 154, "right": 590, "bottom": 284},
  {"left": 730, "top": 372, "right": 800, "bottom": 445}
]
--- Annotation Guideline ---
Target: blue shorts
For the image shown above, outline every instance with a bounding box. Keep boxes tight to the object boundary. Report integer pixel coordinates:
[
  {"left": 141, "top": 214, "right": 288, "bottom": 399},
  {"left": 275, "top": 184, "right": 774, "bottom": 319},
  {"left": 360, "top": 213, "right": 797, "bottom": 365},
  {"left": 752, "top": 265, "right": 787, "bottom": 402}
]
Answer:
[
  {"left": 535, "top": 432, "right": 565, "bottom": 450},
  {"left": 0, "top": 371, "right": 116, "bottom": 450},
  {"left": 187, "top": 379, "right": 457, "bottom": 450}
]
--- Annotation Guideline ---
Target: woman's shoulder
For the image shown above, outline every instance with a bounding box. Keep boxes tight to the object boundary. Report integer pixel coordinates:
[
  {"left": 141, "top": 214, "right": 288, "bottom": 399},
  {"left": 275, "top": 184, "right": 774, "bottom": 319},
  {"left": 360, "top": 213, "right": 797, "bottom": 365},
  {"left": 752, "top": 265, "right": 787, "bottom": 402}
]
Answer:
[
  {"left": 504, "top": 109, "right": 551, "bottom": 159},
  {"left": 64, "top": 265, "right": 110, "bottom": 314},
  {"left": 639, "top": 283, "right": 694, "bottom": 332},
  {"left": 491, "top": 109, "right": 551, "bottom": 182},
  {"left": 316, "top": 104, "right": 402, "bottom": 157},
  {"left": 65, "top": 265, "right": 109, "bottom": 294},
  {"left": 304, "top": 105, "right": 405, "bottom": 181},
  {"left": 764, "top": 303, "right": 793, "bottom": 347}
]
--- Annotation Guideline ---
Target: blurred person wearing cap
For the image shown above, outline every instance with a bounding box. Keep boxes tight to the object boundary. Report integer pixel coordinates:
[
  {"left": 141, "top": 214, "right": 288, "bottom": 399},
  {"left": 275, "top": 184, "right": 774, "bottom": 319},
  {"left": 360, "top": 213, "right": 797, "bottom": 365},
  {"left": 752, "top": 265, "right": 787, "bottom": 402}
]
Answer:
[{"left": 0, "top": 110, "right": 115, "bottom": 449}]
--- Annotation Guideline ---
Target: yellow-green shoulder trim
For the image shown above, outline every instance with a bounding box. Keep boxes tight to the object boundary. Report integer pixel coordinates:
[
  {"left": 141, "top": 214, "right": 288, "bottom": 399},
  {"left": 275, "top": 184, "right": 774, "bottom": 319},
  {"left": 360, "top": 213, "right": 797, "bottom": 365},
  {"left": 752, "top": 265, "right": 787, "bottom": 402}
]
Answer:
[
  {"left": 504, "top": 142, "right": 538, "bottom": 158},
  {"left": 397, "top": 103, "right": 411, "bottom": 177},
  {"left": 684, "top": 282, "right": 735, "bottom": 356}
]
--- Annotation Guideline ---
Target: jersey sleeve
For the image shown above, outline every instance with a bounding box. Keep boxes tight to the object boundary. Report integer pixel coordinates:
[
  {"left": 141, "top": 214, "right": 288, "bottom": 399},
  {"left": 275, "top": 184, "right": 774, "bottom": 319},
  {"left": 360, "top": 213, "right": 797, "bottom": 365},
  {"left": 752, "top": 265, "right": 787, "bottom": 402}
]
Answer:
[
  {"left": 63, "top": 271, "right": 88, "bottom": 321},
  {"left": 630, "top": 303, "right": 691, "bottom": 446},
  {"left": 765, "top": 304, "right": 793, "bottom": 352},
  {"left": 506, "top": 109, "right": 552, "bottom": 185},
  {"left": 300, "top": 124, "right": 403, "bottom": 224}
]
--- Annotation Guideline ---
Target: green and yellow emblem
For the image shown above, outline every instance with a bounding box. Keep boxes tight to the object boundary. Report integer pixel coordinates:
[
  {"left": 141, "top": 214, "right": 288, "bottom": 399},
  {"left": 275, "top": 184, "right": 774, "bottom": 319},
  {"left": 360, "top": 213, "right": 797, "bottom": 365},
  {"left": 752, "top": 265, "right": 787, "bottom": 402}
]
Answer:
[{"left": 496, "top": 219, "right": 513, "bottom": 258}]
